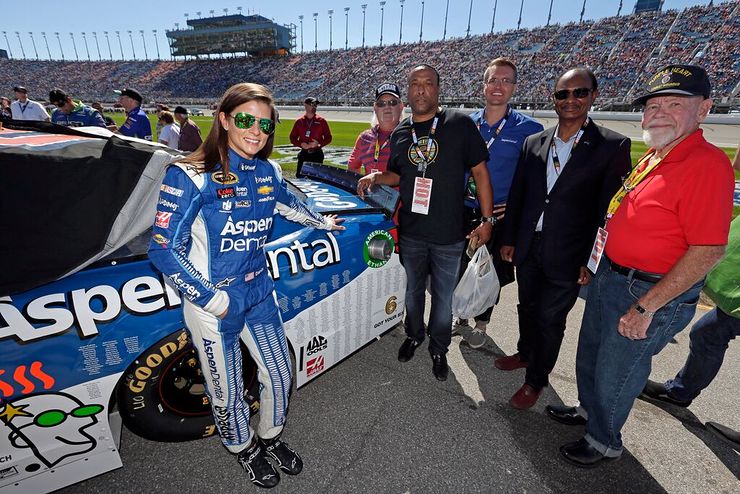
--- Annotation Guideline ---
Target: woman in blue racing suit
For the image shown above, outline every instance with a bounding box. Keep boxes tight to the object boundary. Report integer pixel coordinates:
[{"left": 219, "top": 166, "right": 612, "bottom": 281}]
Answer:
[{"left": 148, "top": 83, "right": 343, "bottom": 489}]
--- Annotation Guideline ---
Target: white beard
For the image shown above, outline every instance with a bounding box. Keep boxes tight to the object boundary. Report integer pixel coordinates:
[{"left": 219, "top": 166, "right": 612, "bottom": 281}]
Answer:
[{"left": 642, "top": 127, "right": 677, "bottom": 150}]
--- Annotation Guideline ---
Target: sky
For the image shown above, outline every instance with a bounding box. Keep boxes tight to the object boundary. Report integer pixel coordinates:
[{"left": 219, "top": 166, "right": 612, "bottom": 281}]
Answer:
[{"left": 0, "top": 0, "right": 718, "bottom": 61}]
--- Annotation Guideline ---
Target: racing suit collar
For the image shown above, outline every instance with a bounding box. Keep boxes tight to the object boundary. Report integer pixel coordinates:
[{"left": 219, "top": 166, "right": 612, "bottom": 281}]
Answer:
[{"left": 227, "top": 147, "right": 259, "bottom": 169}]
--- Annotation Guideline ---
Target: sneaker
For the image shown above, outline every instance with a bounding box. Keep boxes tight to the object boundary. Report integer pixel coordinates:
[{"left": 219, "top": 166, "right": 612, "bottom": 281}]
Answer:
[
  {"left": 260, "top": 437, "right": 303, "bottom": 475},
  {"left": 465, "top": 327, "right": 486, "bottom": 349},
  {"left": 452, "top": 318, "right": 469, "bottom": 336},
  {"left": 237, "top": 440, "right": 280, "bottom": 488}
]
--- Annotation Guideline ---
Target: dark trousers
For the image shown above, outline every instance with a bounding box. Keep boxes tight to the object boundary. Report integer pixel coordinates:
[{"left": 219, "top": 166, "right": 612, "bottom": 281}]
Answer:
[
  {"left": 296, "top": 148, "right": 324, "bottom": 178},
  {"left": 459, "top": 206, "right": 515, "bottom": 323},
  {"left": 516, "top": 233, "right": 581, "bottom": 389}
]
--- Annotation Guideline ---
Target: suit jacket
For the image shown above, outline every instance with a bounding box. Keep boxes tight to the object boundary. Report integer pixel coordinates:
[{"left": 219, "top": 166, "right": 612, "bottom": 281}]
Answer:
[{"left": 501, "top": 119, "right": 631, "bottom": 281}]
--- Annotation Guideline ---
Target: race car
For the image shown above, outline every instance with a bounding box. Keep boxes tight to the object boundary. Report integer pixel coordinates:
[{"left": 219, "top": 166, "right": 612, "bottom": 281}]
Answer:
[{"left": 0, "top": 125, "right": 405, "bottom": 493}]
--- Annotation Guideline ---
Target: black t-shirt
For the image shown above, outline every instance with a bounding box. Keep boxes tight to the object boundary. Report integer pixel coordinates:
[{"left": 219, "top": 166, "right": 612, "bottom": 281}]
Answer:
[{"left": 388, "top": 108, "right": 488, "bottom": 244}]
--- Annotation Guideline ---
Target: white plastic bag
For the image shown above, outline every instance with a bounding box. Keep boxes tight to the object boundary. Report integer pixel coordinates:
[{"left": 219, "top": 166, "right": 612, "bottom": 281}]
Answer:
[{"left": 452, "top": 246, "right": 500, "bottom": 319}]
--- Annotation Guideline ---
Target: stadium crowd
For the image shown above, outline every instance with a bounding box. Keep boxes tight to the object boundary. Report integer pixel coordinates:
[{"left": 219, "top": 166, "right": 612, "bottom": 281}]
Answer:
[{"left": 0, "top": 2, "right": 737, "bottom": 107}]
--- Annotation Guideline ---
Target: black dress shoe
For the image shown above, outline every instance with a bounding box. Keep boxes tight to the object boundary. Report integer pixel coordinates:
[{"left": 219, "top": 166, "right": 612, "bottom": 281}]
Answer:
[
  {"left": 559, "top": 438, "right": 620, "bottom": 468},
  {"left": 546, "top": 404, "right": 587, "bottom": 426},
  {"left": 431, "top": 353, "right": 448, "bottom": 381},
  {"left": 705, "top": 421, "right": 740, "bottom": 448},
  {"left": 640, "top": 380, "right": 692, "bottom": 407},
  {"left": 398, "top": 337, "right": 421, "bottom": 362}
]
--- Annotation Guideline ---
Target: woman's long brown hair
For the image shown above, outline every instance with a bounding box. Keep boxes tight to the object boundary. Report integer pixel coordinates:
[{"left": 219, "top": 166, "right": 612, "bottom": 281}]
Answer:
[{"left": 182, "top": 83, "right": 277, "bottom": 180}]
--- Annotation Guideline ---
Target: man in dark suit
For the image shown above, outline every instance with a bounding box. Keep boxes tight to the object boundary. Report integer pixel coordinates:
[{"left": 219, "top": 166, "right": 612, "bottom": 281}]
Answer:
[{"left": 499, "top": 68, "right": 632, "bottom": 410}]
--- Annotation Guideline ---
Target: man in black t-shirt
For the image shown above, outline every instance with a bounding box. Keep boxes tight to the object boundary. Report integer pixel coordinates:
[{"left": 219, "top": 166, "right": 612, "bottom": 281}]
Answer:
[{"left": 358, "top": 65, "right": 494, "bottom": 381}]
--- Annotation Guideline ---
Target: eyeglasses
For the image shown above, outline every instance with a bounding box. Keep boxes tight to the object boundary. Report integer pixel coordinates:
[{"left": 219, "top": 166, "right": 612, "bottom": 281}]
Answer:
[
  {"left": 375, "top": 99, "right": 400, "bottom": 108},
  {"left": 229, "top": 112, "right": 275, "bottom": 134},
  {"left": 553, "top": 88, "right": 592, "bottom": 100},
  {"left": 485, "top": 77, "right": 516, "bottom": 86}
]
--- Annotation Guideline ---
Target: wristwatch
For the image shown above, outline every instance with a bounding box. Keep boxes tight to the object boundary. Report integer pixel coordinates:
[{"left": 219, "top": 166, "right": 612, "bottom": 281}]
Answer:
[
  {"left": 633, "top": 303, "right": 655, "bottom": 318},
  {"left": 481, "top": 216, "right": 497, "bottom": 225}
]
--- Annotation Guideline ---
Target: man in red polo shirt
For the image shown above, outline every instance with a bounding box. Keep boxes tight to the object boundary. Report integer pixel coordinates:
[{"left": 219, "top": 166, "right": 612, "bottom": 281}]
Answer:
[
  {"left": 289, "top": 97, "right": 332, "bottom": 178},
  {"left": 549, "top": 64, "right": 734, "bottom": 468}
]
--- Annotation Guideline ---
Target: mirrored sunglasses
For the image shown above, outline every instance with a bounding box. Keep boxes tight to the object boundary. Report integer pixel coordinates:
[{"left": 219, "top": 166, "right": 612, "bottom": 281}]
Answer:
[
  {"left": 230, "top": 112, "right": 275, "bottom": 134},
  {"left": 553, "top": 88, "right": 592, "bottom": 100}
]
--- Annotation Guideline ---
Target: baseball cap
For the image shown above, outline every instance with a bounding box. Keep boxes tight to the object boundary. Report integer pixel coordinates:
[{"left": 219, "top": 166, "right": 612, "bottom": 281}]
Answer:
[
  {"left": 173, "top": 106, "right": 189, "bottom": 115},
  {"left": 13, "top": 86, "right": 27, "bottom": 94},
  {"left": 633, "top": 64, "right": 711, "bottom": 106},
  {"left": 375, "top": 82, "right": 401, "bottom": 100},
  {"left": 304, "top": 97, "right": 320, "bottom": 105},
  {"left": 114, "top": 88, "right": 143, "bottom": 103}
]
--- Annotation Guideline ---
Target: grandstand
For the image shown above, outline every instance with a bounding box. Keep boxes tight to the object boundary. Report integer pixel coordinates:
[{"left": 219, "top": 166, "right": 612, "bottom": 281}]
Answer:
[{"left": 0, "top": 1, "right": 737, "bottom": 111}]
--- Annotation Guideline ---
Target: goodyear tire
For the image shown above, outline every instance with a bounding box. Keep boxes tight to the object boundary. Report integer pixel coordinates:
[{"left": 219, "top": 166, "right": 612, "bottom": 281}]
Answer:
[{"left": 116, "top": 329, "right": 258, "bottom": 442}]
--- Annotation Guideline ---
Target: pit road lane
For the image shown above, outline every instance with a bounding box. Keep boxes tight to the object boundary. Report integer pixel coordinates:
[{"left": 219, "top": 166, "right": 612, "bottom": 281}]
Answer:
[{"left": 61, "top": 285, "right": 739, "bottom": 494}]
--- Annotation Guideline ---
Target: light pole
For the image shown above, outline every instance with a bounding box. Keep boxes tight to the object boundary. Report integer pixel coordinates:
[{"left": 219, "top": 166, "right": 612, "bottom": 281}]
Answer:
[
  {"left": 466, "top": 0, "right": 473, "bottom": 38},
  {"left": 70, "top": 32, "right": 78, "bottom": 61},
  {"left": 580, "top": 0, "right": 586, "bottom": 22},
  {"left": 93, "top": 31, "right": 102, "bottom": 60},
  {"left": 140, "top": 30, "right": 148, "bottom": 59},
  {"left": 419, "top": 0, "right": 425, "bottom": 42},
  {"left": 55, "top": 32, "right": 64, "bottom": 60},
  {"left": 379, "top": 1, "right": 386, "bottom": 48},
  {"left": 399, "top": 0, "right": 405, "bottom": 44},
  {"left": 82, "top": 32, "right": 91, "bottom": 61},
  {"left": 15, "top": 32, "right": 26, "bottom": 59},
  {"left": 443, "top": 0, "right": 450, "bottom": 40},
  {"left": 105, "top": 31, "right": 113, "bottom": 60},
  {"left": 209, "top": 10, "right": 215, "bottom": 17},
  {"left": 41, "top": 32, "right": 52, "bottom": 59},
  {"left": 153, "top": 29, "right": 160, "bottom": 59},
  {"left": 361, "top": 4, "right": 367, "bottom": 48},
  {"left": 29, "top": 32, "right": 39, "bottom": 60},
  {"left": 517, "top": 0, "right": 525, "bottom": 30},
  {"left": 328, "top": 10, "right": 333, "bottom": 51},
  {"left": 313, "top": 13, "right": 318, "bottom": 52},
  {"left": 491, "top": 0, "right": 498, "bottom": 33},
  {"left": 298, "top": 15, "right": 304, "bottom": 53},
  {"left": 2, "top": 32, "right": 12, "bottom": 58},
  {"left": 344, "top": 7, "right": 350, "bottom": 50},
  {"left": 116, "top": 31, "right": 124, "bottom": 60},
  {"left": 128, "top": 30, "right": 135, "bottom": 60},
  {"left": 617, "top": 0, "right": 623, "bottom": 15},
  {"left": 547, "top": 0, "right": 553, "bottom": 26}
]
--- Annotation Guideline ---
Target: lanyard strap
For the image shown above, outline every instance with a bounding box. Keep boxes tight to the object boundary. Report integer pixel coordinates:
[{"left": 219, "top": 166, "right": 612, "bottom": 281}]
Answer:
[
  {"left": 19, "top": 101, "right": 29, "bottom": 114},
  {"left": 550, "top": 117, "right": 589, "bottom": 175},
  {"left": 373, "top": 133, "right": 390, "bottom": 162},
  {"left": 304, "top": 117, "right": 314, "bottom": 138},
  {"left": 477, "top": 106, "right": 511, "bottom": 149},
  {"left": 410, "top": 115, "right": 439, "bottom": 176},
  {"left": 606, "top": 151, "right": 663, "bottom": 218}
]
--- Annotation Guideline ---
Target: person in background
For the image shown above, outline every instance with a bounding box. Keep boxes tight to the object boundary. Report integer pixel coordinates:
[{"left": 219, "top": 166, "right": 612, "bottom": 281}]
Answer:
[
  {"left": 348, "top": 82, "right": 404, "bottom": 175},
  {"left": 289, "top": 97, "right": 332, "bottom": 178},
  {"left": 91, "top": 102, "right": 118, "bottom": 131},
  {"left": 115, "top": 88, "right": 152, "bottom": 140},
  {"left": 48, "top": 88, "right": 106, "bottom": 128},
  {"left": 157, "top": 111, "right": 180, "bottom": 149},
  {"left": 0, "top": 96, "right": 12, "bottom": 121},
  {"left": 174, "top": 106, "right": 203, "bottom": 152},
  {"left": 10, "top": 86, "right": 50, "bottom": 122}
]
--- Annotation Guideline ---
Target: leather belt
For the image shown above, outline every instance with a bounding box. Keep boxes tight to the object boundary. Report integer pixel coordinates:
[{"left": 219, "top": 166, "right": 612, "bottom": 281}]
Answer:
[{"left": 609, "top": 260, "right": 663, "bottom": 283}]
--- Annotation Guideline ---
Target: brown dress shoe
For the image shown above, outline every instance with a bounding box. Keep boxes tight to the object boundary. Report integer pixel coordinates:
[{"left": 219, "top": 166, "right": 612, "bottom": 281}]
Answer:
[
  {"left": 510, "top": 384, "right": 542, "bottom": 410},
  {"left": 494, "top": 353, "right": 529, "bottom": 371}
]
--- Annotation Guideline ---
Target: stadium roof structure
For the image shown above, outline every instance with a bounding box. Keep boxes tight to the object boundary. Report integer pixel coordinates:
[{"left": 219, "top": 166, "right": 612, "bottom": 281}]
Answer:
[{"left": 165, "top": 14, "right": 295, "bottom": 58}]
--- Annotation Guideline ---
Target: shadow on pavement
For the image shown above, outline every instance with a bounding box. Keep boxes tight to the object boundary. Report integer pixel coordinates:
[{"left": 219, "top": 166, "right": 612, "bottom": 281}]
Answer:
[{"left": 456, "top": 339, "right": 668, "bottom": 494}]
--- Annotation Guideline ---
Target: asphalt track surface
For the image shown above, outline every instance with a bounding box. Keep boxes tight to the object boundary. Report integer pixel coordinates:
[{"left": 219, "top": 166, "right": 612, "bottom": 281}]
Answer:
[{"left": 60, "top": 285, "right": 739, "bottom": 494}]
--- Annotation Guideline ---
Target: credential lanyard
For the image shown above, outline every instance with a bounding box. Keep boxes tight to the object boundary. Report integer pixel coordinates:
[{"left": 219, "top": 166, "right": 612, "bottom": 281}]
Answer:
[
  {"left": 410, "top": 115, "right": 439, "bottom": 176},
  {"left": 550, "top": 117, "right": 590, "bottom": 175},
  {"left": 477, "top": 106, "right": 511, "bottom": 149},
  {"left": 606, "top": 151, "right": 664, "bottom": 219},
  {"left": 373, "top": 131, "right": 390, "bottom": 162}
]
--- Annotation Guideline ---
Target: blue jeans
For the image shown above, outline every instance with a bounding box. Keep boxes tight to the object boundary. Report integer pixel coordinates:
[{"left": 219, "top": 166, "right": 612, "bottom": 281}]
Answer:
[
  {"left": 400, "top": 235, "right": 465, "bottom": 355},
  {"left": 665, "top": 307, "right": 740, "bottom": 401},
  {"left": 575, "top": 260, "right": 703, "bottom": 456}
]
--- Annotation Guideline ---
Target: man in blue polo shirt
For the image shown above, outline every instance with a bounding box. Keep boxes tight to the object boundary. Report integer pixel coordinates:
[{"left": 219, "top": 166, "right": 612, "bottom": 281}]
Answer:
[
  {"left": 116, "top": 88, "right": 152, "bottom": 140},
  {"left": 49, "top": 88, "right": 107, "bottom": 128},
  {"left": 456, "top": 57, "right": 544, "bottom": 348}
]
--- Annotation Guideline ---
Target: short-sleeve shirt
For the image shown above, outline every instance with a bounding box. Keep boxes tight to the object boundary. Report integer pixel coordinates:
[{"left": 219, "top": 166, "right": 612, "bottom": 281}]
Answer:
[
  {"left": 388, "top": 108, "right": 489, "bottom": 244},
  {"left": 348, "top": 126, "right": 393, "bottom": 174},
  {"left": 158, "top": 123, "right": 181, "bottom": 148},
  {"left": 10, "top": 99, "right": 49, "bottom": 121},
  {"left": 605, "top": 129, "right": 734, "bottom": 274},
  {"left": 119, "top": 107, "right": 153, "bottom": 140},
  {"left": 466, "top": 107, "right": 543, "bottom": 207}
]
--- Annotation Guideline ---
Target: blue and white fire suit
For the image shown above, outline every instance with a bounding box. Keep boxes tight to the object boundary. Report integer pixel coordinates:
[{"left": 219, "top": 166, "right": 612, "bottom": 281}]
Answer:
[{"left": 148, "top": 149, "right": 332, "bottom": 453}]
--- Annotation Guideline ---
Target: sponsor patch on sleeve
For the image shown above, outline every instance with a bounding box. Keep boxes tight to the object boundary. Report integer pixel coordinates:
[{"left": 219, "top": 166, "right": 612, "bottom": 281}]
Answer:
[{"left": 161, "top": 184, "right": 184, "bottom": 197}]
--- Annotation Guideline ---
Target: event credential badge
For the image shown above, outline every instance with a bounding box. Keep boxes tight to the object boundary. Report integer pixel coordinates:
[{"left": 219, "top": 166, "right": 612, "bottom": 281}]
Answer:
[
  {"left": 411, "top": 177, "right": 433, "bottom": 215},
  {"left": 587, "top": 227, "right": 608, "bottom": 274}
]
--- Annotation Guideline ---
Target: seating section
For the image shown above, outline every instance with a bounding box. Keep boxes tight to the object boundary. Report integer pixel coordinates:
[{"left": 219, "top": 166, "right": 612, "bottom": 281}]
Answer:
[{"left": 0, "top": 2, "right": 737, "bottom": 106}]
